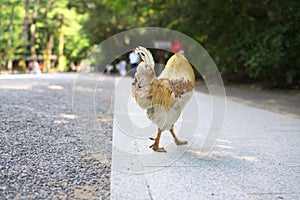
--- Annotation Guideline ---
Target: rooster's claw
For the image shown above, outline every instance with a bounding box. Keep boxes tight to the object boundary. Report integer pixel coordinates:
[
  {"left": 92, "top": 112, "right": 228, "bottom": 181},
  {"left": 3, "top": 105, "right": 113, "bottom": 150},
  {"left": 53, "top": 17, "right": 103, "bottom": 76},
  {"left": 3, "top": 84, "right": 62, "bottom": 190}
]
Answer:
[
  {"left": 175, "top": 139, "right": 188, "bottom": 145},
  {"left": 149, "top": 145, "right": 166, "bottom": 152},
  {"left": 149, "top": 143, "right": 167, "bottom": 152}
]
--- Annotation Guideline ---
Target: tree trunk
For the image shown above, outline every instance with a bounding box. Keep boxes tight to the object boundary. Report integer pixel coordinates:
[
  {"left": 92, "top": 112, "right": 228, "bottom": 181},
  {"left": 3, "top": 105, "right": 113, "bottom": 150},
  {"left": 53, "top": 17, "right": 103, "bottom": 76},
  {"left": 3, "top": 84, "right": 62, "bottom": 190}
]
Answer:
[
  {"left": 22, "top": 0, "right": 30, "bottom": 46},
  {"left": 57, "top": 31, "right": 65, "bottom": 71},
  {"left": 7, "top": 4, "right": 15, "bottom": 73},
  {"left": 43, "top": 33, "right": 54, "bottom": 72},
  {"left": 0, "top": 2, "right": 4, "bottom": 70},
  {"left": 42, "top": 0, "right": 53, "bottom": 18},
  {"left": 41, "top": 0, "right": 54, "bottom": 72},
  {"left": 30, "top": 0, "right": 40, "bottom": 58}
]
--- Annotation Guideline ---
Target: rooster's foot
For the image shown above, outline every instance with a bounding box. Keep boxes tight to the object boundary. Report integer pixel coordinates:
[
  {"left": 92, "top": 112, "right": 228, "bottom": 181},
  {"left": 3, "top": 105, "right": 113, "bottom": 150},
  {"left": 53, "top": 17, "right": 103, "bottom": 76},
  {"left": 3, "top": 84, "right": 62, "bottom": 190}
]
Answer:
[
  {"left": 149, "top": 129, "right": 166, "bottom": 152},
  {"left": 149, "top": 141, "right": 166, "bottom": 152},
  {"left": 170, "top": 128, "right": 188, "bottom": 146},
  {"left": 175, "top": 139, "right": 188, "bottom": 145}
]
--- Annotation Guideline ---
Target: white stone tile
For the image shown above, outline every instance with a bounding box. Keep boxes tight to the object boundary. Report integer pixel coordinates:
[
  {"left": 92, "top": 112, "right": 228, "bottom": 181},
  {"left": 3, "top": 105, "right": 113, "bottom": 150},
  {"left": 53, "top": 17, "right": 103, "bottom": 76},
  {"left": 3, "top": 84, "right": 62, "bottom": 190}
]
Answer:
[{"left": 111, "top": 77, "right": 300, "bottom": 199}]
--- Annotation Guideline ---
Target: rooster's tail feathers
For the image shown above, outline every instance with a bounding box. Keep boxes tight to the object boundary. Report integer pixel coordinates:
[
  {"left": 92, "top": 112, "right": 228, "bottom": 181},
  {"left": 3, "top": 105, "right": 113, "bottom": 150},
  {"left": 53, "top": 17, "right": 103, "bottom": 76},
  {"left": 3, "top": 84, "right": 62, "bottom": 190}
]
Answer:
[{"left": 135, "top": 46, "right": 155, "bottom": 68}]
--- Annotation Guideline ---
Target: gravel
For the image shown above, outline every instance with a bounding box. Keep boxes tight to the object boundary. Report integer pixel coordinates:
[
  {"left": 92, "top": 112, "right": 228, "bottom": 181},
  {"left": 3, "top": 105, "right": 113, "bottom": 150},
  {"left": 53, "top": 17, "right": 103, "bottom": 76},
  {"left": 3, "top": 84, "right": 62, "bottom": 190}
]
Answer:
[{"left": 0, "top": 73, "right": 113, "bottom": 199}]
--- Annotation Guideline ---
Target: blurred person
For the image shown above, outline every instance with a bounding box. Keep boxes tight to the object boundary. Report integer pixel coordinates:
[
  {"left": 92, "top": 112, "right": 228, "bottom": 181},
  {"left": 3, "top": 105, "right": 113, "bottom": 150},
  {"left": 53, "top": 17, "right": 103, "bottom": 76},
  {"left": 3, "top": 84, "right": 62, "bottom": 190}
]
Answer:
[
  {"left": 69, "top": 61, "right": 76, "bottom": 71},
  {"left": 28, "top": 61, "right": 33, "bottom": 73},
  {"left": 129, "top": 50, "right": 140, "bottom": 77},
  {"left": 33, "top": 59, "right": 41, "bottom": 74},
  {"left": 118, "top": 60, "right": 127, "bottom": 76},
  {"left": 38, "top": 61, "right": 43, "bottom": 71},
  {"left": 104, "top": 64, "right": 114, "bottom": 74}
]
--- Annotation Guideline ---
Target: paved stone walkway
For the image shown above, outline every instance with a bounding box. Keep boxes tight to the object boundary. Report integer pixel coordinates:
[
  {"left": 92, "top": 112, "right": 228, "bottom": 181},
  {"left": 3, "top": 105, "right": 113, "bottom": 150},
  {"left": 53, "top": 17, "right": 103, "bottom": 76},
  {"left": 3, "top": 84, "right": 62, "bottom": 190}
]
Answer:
[{"left": 111, "top": 77, "right": 300, "bottom": 200}]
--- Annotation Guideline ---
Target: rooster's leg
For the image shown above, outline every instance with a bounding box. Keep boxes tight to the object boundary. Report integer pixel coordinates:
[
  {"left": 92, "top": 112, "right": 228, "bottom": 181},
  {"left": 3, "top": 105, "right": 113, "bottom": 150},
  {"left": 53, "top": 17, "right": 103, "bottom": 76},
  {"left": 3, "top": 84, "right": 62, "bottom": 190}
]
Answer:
[
  {"left": 170, "top": 128, "right": 188, "bottom": 145},
  {"left": 149, "top": 129, "right": 166, "bottom": 152}
]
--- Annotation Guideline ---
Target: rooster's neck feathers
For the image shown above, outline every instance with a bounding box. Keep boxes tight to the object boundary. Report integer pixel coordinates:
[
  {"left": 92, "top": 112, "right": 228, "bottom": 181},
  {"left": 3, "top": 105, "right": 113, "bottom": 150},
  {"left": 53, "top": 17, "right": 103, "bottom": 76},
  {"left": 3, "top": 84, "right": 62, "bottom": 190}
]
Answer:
[{"left": 159, "top": 51, "right": 195, "bottom": 87}]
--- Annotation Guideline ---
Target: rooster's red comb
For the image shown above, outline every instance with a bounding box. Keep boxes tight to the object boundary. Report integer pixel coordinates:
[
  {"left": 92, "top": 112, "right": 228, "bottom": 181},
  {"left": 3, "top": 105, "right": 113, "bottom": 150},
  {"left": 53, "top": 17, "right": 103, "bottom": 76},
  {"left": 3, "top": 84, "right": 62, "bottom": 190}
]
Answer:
[{"left": 171, "top": 40, "right": 183, "bottom": 53}]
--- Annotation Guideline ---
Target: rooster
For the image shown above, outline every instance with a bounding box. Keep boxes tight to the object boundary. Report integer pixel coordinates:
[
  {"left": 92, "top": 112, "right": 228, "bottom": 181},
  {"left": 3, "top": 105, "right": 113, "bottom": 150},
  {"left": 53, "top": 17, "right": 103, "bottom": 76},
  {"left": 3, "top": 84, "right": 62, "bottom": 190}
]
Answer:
[{"left": 132, "top": 46, "right": 195, "bottom": 152}]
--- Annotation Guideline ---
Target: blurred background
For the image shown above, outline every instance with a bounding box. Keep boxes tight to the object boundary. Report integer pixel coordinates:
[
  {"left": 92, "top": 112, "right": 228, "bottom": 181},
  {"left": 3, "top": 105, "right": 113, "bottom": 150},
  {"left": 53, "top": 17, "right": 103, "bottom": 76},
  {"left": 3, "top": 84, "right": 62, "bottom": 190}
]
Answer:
[{"left": 0, "top": 0, "right": 299, "bottom": 89}]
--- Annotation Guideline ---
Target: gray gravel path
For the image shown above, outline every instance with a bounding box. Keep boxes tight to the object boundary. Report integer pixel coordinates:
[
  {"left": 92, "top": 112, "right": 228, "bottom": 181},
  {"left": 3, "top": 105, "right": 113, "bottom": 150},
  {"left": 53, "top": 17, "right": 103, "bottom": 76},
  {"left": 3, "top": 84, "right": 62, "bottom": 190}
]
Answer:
[{"left": 0, "top": 73, "right": 113, "bottom": 199}]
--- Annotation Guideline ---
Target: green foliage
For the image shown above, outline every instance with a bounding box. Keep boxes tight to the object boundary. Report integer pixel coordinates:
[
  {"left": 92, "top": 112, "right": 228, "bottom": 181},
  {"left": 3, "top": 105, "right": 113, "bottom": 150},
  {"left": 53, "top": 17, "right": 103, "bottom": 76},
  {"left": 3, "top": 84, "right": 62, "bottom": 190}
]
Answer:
[
  {"left": 226, "top": 1, "right": 300, "bottom": 88},
  {"left": 69, "top": 0, "right": 299, "bottom": 88},
  {"left": 1, "top": 0, "right": 299, "bottom": 88},
  {"left": 0, "top": 0, "right": 25, "bottom": 67},
  {"left": 48, "top": 0, "right": 90, "bottom": 64},
  {"left": 0, "top": 0, "right": 90, "bottom": 71}
]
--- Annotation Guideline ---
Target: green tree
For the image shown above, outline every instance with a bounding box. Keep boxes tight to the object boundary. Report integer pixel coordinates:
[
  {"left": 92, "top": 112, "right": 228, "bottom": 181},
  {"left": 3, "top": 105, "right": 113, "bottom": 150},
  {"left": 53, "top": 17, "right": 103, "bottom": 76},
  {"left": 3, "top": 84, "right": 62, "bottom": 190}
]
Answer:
[
  {"left": 0, "top": 0, "right": 90, "bottom": 72},
  {"left": 0, "top": 0, "right": 26, "bottom": 71},
  {"left": 70, "top": 0, "right": 299, "bottom": 88}
]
